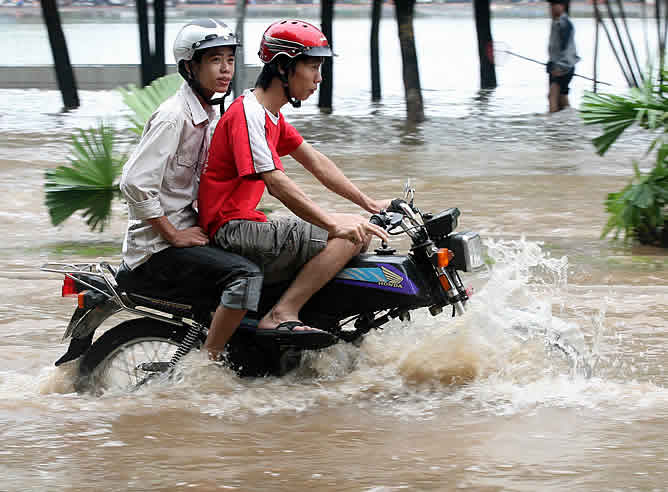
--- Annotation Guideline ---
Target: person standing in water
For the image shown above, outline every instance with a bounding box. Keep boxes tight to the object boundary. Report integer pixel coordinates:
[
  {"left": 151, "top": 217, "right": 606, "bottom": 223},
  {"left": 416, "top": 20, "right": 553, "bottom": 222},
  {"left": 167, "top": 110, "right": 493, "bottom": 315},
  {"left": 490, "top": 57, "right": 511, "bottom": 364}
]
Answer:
[{"left": 547, "top": 0, "right": 580, "bottom": 112}]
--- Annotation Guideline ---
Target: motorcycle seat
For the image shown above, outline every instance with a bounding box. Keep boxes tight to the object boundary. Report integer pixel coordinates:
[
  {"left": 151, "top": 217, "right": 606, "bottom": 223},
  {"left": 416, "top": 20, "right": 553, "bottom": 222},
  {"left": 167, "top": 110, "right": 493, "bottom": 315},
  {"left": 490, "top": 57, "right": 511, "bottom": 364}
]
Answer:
[{"left": 115, "top": 262, "right": 216, "bottom": 317}]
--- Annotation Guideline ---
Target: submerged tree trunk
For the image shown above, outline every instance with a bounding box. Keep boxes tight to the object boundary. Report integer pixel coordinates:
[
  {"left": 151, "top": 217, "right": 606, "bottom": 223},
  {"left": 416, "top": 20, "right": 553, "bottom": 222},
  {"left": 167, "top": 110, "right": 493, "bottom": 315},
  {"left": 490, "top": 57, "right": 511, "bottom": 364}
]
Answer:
[
  {"left": 136, "top": 0, "right": 151, "bottom": 86},
  {"left": 153, "top": 0, "right": 166, "bottom": 81},
  {"left": 370, "top": 0, "right": 382, "bottom": 101},
  {"left": 136, "top": 0, "right": 166, "bottom": 87},
  {"left": 233, "top": 0, "right": 248, "bottom": 97},
  {"left": 394, "top": 0, "right": 424, "bottom": 122},
  {"left": 473, "top": 0, "right": 497, "bottom": 89},
  {"left": 319, "top": 0, "right": 335, "bottom": 112},
  {"left": 594, "top": 19, "right": 599, "bottom": 93},
  {"left": 40, "top": 0, "right": 79, "bottom": 109}
]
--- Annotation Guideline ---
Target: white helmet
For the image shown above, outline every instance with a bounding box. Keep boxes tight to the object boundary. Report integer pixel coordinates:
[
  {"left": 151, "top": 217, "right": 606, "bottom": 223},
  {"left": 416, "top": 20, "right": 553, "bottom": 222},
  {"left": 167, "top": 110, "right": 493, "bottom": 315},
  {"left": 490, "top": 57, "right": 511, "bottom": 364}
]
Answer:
[{"left": 173, "top": 19, "right": 239, "bottom": 65}]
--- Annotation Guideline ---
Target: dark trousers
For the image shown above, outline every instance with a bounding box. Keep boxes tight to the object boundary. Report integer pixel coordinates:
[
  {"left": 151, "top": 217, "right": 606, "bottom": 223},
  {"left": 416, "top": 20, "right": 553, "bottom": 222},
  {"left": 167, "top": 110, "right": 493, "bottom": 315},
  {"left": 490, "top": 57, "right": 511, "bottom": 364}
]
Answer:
[
  {"left": 122, "top": 246, "right": 262, "bottom": 312},
  {"left": 549, "top": 67, "right": 575, "bottom": 95}
]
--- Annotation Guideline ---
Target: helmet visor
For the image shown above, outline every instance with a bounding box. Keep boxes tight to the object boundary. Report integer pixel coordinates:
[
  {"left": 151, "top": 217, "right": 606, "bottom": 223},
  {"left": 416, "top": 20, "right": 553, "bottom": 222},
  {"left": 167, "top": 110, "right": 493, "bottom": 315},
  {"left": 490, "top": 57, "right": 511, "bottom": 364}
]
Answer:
[
  {"left": 195, "top": 34, "right": 241, "bottom": 52},
  {"left": 303, "top": 46, "right": 334, "bottom": 58}
]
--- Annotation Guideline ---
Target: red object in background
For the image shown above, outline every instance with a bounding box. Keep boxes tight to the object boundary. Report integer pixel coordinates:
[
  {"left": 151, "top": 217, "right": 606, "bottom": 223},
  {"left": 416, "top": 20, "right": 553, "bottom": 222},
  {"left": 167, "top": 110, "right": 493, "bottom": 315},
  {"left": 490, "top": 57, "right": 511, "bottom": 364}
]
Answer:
[{"left": 486, "top": 41, "right": 495, "bottom": 65}]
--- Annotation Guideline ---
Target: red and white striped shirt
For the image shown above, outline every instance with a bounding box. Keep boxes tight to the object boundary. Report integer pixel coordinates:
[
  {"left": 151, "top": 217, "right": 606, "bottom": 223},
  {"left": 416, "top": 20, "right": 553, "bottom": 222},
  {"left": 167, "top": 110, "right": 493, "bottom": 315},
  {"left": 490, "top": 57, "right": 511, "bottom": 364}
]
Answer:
[{"left": 198, "top": 89, "right": 303, "bottom": 238}]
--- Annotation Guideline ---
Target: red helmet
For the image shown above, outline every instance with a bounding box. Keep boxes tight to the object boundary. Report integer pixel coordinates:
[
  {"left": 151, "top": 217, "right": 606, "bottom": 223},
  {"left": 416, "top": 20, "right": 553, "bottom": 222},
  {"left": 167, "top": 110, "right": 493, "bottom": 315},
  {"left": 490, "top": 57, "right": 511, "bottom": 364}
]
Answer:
[{"left": 258, "top": 19, "right": 334, "bottom": 64}]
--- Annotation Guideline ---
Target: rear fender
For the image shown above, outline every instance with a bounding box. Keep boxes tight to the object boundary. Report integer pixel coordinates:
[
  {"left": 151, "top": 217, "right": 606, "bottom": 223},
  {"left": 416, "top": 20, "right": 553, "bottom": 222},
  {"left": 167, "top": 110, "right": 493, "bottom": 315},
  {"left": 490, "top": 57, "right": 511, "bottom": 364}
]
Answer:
[
  {"left": 55, "top": 299, "right": 122, "bottom": 367},
  {"left": 63, "top": 298, "right": 122, "bottom": 341}
]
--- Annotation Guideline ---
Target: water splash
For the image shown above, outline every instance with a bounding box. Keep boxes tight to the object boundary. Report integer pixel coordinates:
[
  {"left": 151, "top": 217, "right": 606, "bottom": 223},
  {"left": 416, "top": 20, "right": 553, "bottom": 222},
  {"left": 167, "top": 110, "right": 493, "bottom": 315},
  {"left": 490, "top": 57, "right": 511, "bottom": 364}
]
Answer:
[{"left": 32, "top": 239, "right": 667, "bottom": 419}]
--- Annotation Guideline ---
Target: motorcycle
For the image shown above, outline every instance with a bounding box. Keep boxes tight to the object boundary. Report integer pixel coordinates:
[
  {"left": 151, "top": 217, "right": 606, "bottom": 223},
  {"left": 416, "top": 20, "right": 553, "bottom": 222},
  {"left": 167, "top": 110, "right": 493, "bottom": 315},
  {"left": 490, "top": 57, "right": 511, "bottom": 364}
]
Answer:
[{"left": 42, "top": 185, "right": 487, "bottom": 393}]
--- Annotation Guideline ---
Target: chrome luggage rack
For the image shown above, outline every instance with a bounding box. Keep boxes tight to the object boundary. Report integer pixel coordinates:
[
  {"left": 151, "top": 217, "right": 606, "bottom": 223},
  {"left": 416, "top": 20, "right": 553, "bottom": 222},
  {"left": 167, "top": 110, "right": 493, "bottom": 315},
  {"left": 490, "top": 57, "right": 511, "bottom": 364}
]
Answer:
[
  {"left": 40, "top": 262, "right": 118, "bottom": 300},
  {"left": 40, "top": 262, "right": 195, "bottom": 329}
]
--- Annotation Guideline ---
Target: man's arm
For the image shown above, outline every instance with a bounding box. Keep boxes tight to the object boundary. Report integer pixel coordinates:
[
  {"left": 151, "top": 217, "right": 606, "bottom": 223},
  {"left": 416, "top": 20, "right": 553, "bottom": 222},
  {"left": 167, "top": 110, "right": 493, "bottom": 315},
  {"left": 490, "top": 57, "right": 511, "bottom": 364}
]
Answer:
[
  {"left": 289, "top": 142, "right": 388, "bottom": 214},
  {"left": 120, "top": 119, "right": 208, "bottom": 248},
  {"left": 261, "top": 169, "right": 337, "bottom": 232},
  {"left": 147, "top": 216, "right": 209, "bottom": 247},
  {"left": 261, "top": 170, "right": 388, "bottom": 244}
]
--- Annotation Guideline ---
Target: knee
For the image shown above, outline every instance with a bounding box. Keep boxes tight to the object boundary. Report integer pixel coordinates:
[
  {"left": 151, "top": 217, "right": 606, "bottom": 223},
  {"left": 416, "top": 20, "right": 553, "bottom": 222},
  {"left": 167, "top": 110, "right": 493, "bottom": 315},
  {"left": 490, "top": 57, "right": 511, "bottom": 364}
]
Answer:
[
  {"left": 239, "top": 259, "right": 262, "bottom": 278},
  {"left": 329, "top": 237, "right": 362, "bottom": 257},
  {"left": 220, "top": 272, "right": 263, "bottom": 312}
]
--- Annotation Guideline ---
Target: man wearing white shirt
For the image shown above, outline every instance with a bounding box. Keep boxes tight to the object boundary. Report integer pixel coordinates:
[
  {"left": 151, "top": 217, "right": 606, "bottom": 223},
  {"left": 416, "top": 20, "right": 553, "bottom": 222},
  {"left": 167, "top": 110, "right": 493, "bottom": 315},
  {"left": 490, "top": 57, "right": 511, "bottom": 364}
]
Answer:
[{"left": 120, "top": 19, "right": 262, "bottom": 360}]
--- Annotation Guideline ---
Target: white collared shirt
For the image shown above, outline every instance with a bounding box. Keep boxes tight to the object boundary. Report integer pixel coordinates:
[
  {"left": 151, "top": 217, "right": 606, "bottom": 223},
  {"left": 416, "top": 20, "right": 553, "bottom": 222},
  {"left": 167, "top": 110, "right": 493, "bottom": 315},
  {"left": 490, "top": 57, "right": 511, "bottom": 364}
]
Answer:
[{"left": 120, "top": 83, "right": 216, "bottom": 269}]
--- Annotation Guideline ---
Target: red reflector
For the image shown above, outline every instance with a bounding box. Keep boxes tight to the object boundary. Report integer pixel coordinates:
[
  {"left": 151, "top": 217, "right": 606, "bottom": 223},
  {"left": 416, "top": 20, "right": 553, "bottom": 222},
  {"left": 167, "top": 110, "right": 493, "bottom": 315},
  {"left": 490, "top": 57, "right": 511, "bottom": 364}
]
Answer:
[{"left": 62, "top": 276, "right": 79, "bottom": 297}]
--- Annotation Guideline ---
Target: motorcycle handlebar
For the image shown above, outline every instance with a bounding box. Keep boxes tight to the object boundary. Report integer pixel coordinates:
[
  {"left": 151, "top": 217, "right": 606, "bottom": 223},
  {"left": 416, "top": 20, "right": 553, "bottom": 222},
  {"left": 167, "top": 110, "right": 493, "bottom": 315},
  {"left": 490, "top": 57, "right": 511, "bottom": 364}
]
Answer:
[
  {"left": 387, "top": 199, "right": 407, "bottom": 214},
  {"left": 369, "top": 214, "right": 385, "bottom": 228}
]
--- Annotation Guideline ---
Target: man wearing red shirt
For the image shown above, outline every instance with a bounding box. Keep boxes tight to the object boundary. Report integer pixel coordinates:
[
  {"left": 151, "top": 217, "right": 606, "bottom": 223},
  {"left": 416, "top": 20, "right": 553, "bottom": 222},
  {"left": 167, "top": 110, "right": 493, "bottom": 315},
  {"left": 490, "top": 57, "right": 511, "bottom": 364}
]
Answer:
[{"left": 199, "top": 20, "right": 389, "bottom": 343}]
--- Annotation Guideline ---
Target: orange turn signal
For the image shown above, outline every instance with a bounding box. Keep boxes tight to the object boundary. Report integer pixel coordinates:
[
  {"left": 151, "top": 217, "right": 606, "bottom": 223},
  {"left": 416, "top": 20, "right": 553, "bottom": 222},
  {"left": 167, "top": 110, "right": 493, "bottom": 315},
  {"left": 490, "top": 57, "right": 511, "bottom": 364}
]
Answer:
[{"left": 436, "top": 248, "right": 455, "bottom": 268}]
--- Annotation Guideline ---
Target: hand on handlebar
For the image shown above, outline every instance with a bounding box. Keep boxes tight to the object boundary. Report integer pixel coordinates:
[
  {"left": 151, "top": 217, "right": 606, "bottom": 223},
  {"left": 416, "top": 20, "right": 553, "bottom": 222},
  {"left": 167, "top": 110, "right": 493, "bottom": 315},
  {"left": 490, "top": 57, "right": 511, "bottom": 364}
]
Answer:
[
  {"left": 387, "top": 198, "right": 411, "bottom": 213},
  {"left": 367, "top": 198, "right": 393, "bottom": 214},
  {"left": 330, "top": 213, "right": 389, "bottom": 245},
  {"left": 169, "top": 226, "right": 210, "bottom": 248}
]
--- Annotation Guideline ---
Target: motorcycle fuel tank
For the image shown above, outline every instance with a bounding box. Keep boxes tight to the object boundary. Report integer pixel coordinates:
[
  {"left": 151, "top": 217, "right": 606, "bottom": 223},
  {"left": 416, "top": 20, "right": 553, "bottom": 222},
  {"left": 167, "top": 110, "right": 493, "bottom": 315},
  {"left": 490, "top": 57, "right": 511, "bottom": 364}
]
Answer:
[{"left": 304, "top": 253, "right": 435, "bottom": 318}]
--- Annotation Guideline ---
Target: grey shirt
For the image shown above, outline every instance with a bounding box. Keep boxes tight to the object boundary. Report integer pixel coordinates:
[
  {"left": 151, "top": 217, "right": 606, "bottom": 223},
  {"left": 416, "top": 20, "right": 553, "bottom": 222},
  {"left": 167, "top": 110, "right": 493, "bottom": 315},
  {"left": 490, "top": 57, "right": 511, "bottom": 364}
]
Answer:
[
  {"left": 120, "top": 83, "right": 216, "bottom": 269},
  {"left": 548, "top": 13, "right": 580, "bottom": 72}
]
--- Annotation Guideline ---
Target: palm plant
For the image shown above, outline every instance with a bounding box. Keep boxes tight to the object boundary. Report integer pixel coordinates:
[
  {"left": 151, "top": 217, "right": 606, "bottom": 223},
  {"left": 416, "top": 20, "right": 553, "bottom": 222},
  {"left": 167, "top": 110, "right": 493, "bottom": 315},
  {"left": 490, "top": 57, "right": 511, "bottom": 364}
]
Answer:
[
  {"left": 45, "top": 123, "right": 125, "bottom": 232},
  {"left": 44, "top": 73, "right": 182, "bottom": 231},
  {"left": 580, "top": 68, "right": 668, "bottom": 246},
  {"left": 118, "top": 73, "right": 183, "bottom": 136}
]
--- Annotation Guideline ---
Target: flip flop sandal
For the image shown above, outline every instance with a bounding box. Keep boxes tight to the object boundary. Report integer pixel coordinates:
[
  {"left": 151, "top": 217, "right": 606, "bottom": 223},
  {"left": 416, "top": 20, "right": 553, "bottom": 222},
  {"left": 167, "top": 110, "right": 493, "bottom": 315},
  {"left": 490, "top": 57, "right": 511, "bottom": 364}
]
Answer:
[{"left": 256, "top": 321, "right": 338, "bottom": 350}]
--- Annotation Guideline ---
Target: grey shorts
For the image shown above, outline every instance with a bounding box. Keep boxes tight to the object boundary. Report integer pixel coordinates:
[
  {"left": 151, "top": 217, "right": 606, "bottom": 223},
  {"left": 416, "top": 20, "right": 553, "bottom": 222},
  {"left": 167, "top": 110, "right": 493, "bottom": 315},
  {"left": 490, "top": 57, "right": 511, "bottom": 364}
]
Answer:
[{"left": 213, "top": 216, "right": 328, "bottom": 284}]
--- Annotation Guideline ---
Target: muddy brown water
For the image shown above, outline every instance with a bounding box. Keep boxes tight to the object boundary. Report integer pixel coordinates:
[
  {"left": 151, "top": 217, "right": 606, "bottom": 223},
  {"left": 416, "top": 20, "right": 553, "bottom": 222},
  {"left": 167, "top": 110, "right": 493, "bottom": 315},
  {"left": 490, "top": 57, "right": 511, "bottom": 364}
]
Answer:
[
  {"left": 2, "top": 12, "right": 668, "bottom": 485},
  {"left": 1, "top": 100, "right": 667, "bottom": 491}
]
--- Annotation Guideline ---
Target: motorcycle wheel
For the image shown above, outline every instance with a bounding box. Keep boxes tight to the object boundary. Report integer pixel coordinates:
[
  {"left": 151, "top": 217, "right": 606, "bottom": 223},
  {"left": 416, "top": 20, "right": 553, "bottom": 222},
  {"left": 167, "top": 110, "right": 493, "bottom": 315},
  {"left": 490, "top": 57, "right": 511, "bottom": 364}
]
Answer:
[{"left": 76, "top": 318, "right": 191, "bottom": 394}]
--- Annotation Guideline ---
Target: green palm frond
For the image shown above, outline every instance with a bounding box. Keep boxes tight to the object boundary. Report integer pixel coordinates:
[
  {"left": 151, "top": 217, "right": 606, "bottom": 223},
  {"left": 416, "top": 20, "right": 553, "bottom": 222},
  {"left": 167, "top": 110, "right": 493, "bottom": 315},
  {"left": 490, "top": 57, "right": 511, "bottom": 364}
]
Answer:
[
  {"left": 118, "top": 73, "right": 183, "bottom": 136},
  {"left": 43, "top": 74, "right": 183, "bottom": 233},
  {"left": 582, "top": 66, "right": 668, "bottom": 244},
  {"left": 45, "top": 122, "right": 125, "bottom": 232},
  {"left": 581, "top": 82, "right": 668, "bottom": 156}
]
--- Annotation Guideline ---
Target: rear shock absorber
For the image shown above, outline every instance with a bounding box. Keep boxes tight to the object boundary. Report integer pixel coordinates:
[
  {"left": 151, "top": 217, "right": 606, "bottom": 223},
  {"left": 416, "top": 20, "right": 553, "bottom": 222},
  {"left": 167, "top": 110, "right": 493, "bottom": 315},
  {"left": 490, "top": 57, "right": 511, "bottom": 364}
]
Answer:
[{"left": 169, "top": 323, "right": 204, "bottom": 368}]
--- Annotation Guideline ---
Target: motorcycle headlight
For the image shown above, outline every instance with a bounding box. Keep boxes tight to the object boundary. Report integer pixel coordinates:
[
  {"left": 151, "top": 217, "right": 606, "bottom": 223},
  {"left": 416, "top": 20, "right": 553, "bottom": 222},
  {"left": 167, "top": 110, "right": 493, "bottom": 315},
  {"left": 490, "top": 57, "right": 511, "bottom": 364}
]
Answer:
[{"left": 446, "top": 231, "right": 484, "bottom": 272}]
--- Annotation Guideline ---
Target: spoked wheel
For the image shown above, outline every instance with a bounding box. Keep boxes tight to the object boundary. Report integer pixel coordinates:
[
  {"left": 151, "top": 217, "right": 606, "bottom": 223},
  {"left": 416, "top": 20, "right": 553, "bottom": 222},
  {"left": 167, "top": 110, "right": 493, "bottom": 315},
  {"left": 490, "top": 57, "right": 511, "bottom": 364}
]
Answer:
[{"left": 76, "top": 318, "right": 193, "bottom": 394}]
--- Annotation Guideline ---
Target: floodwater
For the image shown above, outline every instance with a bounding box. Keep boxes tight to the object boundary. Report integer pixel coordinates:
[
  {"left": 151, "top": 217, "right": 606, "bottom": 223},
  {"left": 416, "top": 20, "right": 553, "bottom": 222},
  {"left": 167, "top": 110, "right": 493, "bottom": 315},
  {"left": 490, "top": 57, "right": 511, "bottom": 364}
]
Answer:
[{"left": 1, "top": 7, "right": 668, "bottom": 492}]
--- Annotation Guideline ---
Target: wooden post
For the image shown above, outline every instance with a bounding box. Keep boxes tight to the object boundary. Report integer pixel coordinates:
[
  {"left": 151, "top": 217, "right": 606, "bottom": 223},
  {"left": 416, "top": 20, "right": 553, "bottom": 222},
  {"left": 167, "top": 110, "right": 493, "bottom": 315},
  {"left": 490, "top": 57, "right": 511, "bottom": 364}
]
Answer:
[
  {"left": 136, "top": 0, "right": 166, "bottom": 87},
  {"left": 473, "top": 0, "right": 497, "bottom": 89},
  {"left": 233, "top": 0, "right": 247, "bottom": 97},
  {"left": 40, "top": 0, "right": 79, "bottom": 109},
  {"left": 370, "top": 0, "right": 382, "bottom": 102},
  {"left": 319, "top": 0, "right": 335, "bottom": 112},
  {"left": 153, "top": 0, "right": 166, "bottom": 81},
  {"left": 593, "top": 18, "right": 599, "bottom": 93},
  {"left": 394, "top": 0, "right": 424, "bottom": 123}
]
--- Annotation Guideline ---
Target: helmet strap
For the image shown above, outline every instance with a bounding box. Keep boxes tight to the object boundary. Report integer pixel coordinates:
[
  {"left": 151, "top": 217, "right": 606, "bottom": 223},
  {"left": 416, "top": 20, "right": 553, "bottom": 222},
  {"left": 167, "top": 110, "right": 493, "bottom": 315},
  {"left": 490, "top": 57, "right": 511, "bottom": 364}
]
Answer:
[
  {"left": 180, "top": 60, "right": 231, "bottom": 113},
  {"left": 209, "top": 89, "right": 231, "bottom": 114},
  {"left": 278, "top": 61, "right": 301, "bottom": 108}
]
